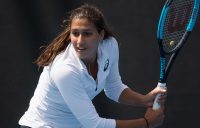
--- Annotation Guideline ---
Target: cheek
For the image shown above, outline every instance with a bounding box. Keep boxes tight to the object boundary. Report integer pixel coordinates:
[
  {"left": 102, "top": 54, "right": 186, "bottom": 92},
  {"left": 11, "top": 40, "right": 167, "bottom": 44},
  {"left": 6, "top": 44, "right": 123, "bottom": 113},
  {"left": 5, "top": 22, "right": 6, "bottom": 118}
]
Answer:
[
  {"left": 70, "top": 39, "right": 77, "bottom": 49},
  {"left": 70, "top": 41, "right": 76, "bottom": 47},
  {"left": 70, "top": 36, "right": 76, "bottom": 43},
  {"left": 89, "top": 40, "right": 99, "bottom": 51}
]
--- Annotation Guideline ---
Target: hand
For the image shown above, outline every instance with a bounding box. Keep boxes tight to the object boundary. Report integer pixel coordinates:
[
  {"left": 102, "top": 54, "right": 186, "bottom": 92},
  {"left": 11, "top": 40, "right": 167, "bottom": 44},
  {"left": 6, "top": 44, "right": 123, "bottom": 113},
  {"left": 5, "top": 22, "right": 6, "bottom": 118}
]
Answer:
[
  {"left": 144, "top": 107, "right": 165, "bottom": 128},
  {"left": 143, "top": 86, "right": 167, "bottom": 107}
]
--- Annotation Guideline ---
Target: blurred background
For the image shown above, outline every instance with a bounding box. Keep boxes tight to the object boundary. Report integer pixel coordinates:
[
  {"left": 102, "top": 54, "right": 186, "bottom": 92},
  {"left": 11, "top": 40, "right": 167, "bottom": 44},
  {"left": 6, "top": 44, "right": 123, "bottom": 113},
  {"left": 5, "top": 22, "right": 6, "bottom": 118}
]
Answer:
[{"left": 0, "top": 0, "right": 200, "bottom": 127}]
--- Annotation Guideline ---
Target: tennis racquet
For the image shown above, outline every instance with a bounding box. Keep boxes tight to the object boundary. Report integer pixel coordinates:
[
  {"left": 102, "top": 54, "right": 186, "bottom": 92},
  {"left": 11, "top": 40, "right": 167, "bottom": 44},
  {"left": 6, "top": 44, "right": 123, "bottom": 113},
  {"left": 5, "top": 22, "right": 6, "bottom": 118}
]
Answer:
[{"left": 153, "top": 0, "right": 200, "bottom": 110}]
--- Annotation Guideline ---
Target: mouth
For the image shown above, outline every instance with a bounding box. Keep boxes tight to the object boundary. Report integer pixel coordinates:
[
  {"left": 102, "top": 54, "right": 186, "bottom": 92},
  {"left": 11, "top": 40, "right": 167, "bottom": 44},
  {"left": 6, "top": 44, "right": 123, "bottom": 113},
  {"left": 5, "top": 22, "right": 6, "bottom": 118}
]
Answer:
[
  {"left": 77, "top": 47, "right": 87, "bottom": 51},
  {"left": 76, "top": 47, "right": 87, "bottom": 52}
]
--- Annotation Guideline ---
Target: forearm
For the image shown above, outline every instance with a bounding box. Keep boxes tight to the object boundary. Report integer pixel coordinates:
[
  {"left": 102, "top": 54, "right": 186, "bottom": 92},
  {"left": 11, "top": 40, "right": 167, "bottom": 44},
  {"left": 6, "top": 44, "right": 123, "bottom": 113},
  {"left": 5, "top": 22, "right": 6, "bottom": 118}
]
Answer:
[
  {"left": 116, "top": 118, "right": 148, "bottom": 128},
  {"left": 118, "top": 88, "right": 147, "bottom": 107}
]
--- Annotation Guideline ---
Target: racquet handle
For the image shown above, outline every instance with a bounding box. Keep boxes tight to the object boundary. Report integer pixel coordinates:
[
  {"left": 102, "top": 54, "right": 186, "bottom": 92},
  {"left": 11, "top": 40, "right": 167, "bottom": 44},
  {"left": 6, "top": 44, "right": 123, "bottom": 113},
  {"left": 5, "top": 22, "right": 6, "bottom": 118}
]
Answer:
[{"left": 152, "top": 82, "right": 166, "bottom": 110}]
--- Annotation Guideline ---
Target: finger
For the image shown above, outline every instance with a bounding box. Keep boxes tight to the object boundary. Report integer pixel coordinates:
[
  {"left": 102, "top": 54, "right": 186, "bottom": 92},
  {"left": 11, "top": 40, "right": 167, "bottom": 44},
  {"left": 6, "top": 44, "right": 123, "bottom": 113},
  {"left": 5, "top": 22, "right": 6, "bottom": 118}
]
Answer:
[
  {"left": 153, "top": 87, "right": 167, "bottom": 96},
  {"left": 159, "top": 93, "right": 167, "bottom": 99},
  {"left": 157, "top": 96, "right": 167, "bottom": 103}
]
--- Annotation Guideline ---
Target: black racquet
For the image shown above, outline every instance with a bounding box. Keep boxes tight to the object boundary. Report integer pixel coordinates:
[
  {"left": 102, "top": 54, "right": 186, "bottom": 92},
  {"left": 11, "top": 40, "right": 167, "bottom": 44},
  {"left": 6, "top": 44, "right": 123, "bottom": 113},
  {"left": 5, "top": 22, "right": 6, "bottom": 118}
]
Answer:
[{"left": 153, "top": 0, "right": 200, "bottom": 110}]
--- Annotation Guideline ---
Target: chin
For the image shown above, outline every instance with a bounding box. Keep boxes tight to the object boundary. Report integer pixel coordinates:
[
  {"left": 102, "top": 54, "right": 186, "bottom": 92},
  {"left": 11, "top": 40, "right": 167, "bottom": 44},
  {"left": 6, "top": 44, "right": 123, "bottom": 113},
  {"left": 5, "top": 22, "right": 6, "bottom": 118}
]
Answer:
[{"left": 77, "top": 54, "right": 86, "bottom": 61}]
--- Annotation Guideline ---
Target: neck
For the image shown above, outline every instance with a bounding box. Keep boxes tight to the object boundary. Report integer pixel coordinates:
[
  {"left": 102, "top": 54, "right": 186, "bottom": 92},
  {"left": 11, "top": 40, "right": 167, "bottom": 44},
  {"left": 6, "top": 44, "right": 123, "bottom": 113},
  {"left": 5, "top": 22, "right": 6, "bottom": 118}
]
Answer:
[
  {"left": 86, "top": 57, "right": 98, "bottom": 80},
  {"left": 83, "top": 53, "right": 97, "bottom": 66}
]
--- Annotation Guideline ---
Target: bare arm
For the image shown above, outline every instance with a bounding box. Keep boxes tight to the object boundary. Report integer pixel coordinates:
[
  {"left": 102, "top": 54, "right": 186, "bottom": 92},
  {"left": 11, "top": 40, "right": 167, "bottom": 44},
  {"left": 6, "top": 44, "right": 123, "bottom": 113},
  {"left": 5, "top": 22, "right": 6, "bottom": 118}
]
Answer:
[
  {"left": 118, "top": 87, "right": 166, "bottom": 107},
  {"left": 115, "top": 107, "right": 165, "bottom": 128},
  {"left": 118, "top": 88, "right": 147, "bottom": 107},
  {"left": 116, "top": 118, "right": 147, "bottom": 128},
  {"left": 116, "top": 87, "right": 166, "bottom": 128}
]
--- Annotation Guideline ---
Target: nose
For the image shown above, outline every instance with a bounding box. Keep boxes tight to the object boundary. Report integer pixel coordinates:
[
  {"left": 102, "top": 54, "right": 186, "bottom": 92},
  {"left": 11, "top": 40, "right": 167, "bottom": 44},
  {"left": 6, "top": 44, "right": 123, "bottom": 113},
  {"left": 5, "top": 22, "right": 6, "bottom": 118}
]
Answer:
[{"left": 77, "top": 34, "right": 84, "bottom": 45}]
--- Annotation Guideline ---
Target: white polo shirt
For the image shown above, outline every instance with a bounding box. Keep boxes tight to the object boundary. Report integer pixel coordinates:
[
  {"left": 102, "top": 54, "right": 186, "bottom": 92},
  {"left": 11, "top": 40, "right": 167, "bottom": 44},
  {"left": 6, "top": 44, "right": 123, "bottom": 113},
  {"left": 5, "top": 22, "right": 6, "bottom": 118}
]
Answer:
[{"left": 19, "top": 37, "right": 128, "bottom": 128}]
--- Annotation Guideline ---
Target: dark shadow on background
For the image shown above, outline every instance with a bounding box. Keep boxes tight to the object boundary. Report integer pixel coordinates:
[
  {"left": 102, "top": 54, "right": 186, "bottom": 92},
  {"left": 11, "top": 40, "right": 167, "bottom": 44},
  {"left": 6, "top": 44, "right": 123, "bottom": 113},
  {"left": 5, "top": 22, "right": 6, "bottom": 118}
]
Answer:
[{"left": 0, "top": 0, "right": 200, "bottom": 128}]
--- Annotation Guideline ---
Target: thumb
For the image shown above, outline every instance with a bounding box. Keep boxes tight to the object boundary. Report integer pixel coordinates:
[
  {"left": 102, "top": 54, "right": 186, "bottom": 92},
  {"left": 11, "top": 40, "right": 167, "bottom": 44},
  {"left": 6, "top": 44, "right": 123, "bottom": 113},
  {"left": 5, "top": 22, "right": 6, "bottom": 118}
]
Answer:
[{"left": 150, "top": 86, "right": 167, "bottom": 96}]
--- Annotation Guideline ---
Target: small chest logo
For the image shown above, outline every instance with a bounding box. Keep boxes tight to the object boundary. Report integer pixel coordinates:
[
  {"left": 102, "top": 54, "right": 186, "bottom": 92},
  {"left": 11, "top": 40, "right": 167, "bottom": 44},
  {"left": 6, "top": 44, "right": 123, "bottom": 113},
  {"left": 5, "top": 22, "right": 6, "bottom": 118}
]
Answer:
[{"left": 104, "top": 59, "right": 109, "bottom": 72}]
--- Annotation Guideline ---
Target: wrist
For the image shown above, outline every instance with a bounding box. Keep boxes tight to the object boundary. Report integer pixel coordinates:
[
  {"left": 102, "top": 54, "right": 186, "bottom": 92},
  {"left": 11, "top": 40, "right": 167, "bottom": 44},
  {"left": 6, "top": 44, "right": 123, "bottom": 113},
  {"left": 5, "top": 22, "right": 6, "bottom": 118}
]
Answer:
[
  {"left": 142, "top": 95, "right": 151, "bottom": 107},
  {"left": 144, "top": 117, "right": 149, "bottom": 128}
]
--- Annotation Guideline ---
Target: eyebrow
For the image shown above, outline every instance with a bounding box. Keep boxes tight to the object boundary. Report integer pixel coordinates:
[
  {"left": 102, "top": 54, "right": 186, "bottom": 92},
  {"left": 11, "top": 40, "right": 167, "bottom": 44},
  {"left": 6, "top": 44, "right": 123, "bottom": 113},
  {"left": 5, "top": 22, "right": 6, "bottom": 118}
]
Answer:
[{"left": 70, "top": 28, "right": 94, "bottom": 32}]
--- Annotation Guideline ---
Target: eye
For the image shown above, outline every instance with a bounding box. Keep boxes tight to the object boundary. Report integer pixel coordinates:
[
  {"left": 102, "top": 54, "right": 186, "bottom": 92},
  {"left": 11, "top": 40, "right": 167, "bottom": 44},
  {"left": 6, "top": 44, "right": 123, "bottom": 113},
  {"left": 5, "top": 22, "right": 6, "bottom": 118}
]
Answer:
[
  {"left": 82, "top": 32, "right": 93, "bottom": 36},
  {"left": 71, "top": 31, "right": 79, "bottom": 37}
]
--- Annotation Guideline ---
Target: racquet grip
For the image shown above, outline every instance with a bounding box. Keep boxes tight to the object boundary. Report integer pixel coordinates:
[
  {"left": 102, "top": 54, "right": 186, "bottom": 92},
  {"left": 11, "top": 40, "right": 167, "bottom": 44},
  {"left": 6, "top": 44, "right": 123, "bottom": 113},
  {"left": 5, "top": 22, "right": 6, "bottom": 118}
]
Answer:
[{"left": 152, "top": 82, "right": 166, "bottom": 110}]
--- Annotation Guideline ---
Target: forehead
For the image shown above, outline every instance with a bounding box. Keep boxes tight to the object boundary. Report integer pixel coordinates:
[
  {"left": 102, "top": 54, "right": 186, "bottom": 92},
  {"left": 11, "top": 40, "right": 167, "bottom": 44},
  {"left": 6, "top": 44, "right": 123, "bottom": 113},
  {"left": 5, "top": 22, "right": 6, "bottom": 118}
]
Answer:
[{"left": 71, "top": 18, "right": 97, "bottom": 31}]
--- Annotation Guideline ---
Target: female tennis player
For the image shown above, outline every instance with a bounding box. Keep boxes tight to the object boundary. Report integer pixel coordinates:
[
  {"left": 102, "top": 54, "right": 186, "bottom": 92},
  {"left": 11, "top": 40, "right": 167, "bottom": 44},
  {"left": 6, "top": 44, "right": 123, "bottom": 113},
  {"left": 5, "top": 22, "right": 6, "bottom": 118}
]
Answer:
[{"left": 18, "top": 4, "right": 166, "bottom": 128}]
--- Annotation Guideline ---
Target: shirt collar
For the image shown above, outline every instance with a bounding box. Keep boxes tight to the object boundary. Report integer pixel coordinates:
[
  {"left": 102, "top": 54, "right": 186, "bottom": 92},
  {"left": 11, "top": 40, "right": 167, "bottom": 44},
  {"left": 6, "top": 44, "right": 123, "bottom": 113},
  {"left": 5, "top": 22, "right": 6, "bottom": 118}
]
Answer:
[{"left": 66, "top": 40, "right": 110, "bottom": 73}]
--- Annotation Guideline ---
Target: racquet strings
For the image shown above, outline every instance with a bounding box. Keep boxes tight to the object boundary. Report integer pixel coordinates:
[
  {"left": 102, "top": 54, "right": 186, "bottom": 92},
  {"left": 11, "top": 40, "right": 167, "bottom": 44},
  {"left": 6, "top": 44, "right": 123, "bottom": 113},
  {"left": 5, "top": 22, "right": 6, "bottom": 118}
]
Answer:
[{"left": 162, "top": 0, "right": 194, "bottom": 53}]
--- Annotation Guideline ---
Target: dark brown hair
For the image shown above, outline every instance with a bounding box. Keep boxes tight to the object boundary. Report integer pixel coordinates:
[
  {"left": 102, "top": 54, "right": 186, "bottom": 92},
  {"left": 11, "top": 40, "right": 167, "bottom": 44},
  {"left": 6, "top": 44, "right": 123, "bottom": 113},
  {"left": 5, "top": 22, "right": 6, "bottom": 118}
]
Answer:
[{"left": 35, "top": 4, "right": 114, "bottom": 67}]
